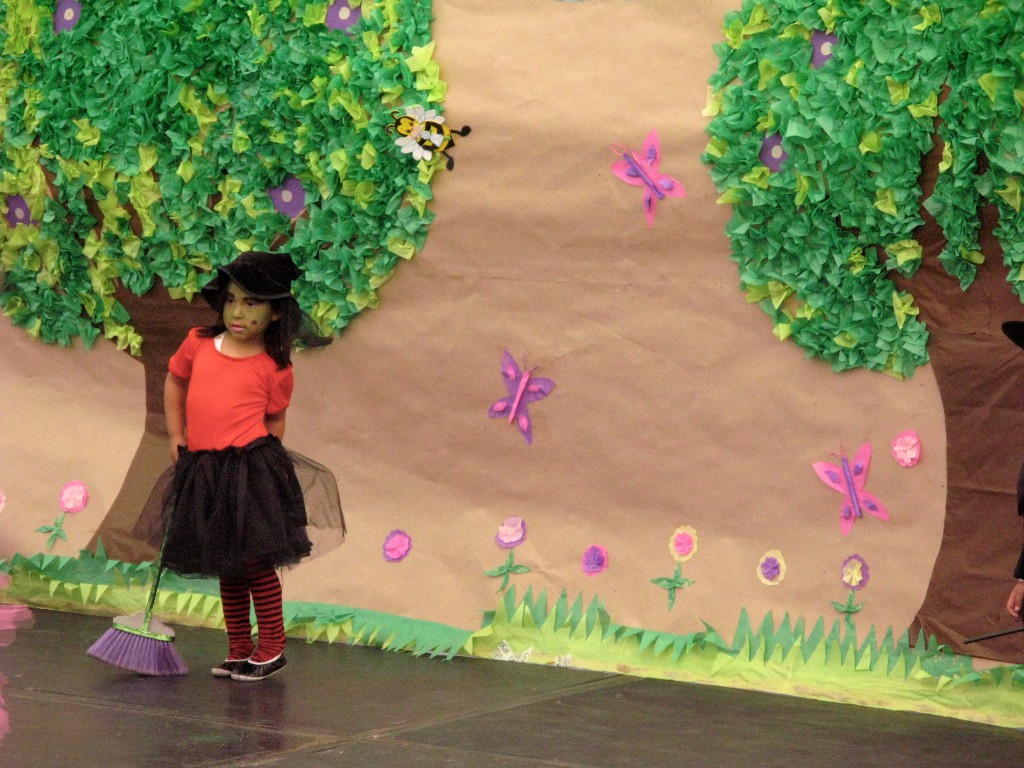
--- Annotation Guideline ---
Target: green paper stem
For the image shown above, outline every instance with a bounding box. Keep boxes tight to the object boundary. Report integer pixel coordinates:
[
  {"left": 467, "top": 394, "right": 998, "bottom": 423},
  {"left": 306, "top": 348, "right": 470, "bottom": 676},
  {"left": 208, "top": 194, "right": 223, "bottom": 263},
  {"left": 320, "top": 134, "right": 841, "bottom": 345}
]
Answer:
[
  {"left": 35, "top": 512, "right": 66, "bottom": 549},
  {"left": 650, "top": 563, "right": 695, "bottom": 611},
  {"left": 484, "top": 550, "right": 531, "bottom": 592}
]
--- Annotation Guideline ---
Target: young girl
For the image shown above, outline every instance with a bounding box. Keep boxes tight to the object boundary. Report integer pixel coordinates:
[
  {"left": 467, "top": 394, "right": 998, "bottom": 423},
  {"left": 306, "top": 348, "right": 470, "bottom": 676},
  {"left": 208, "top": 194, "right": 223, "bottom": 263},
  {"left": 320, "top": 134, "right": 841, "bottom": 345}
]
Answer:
[{"left": 153, "top": 250, "right": 344, "bottom": 682}]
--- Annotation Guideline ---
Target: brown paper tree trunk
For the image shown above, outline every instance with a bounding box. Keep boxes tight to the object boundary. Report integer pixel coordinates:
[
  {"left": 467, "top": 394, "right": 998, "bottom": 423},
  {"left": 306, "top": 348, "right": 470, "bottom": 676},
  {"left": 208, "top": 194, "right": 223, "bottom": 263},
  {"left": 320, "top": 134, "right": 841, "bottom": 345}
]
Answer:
[
  {"left": 897, "top": 135, "right": 1024, "bottom": 662},
  {"left": 86, "top": 281, "right": 211, "bottom": 563}
]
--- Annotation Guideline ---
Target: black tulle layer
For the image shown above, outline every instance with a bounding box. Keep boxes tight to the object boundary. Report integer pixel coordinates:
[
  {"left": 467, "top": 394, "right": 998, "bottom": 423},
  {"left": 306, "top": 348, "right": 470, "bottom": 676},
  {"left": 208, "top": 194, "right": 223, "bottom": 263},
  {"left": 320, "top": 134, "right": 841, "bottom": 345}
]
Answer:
[{"left": 137, "top": 436, "right": 345, "bottom": 579}]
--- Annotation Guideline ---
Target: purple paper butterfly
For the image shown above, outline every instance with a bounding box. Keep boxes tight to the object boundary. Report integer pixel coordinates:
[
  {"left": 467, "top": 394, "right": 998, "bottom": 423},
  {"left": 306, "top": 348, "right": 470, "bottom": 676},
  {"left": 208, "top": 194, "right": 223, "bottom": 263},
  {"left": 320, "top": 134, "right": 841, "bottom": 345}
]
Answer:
[
  {"left": 812, "top": 444, "right": 889, "bottom": 535},
  {"left": 610, "top": 129, "right": 686, "bottom": 227},
  {"left": 488, "top": 350, "right": 555, "bottom": 445}
]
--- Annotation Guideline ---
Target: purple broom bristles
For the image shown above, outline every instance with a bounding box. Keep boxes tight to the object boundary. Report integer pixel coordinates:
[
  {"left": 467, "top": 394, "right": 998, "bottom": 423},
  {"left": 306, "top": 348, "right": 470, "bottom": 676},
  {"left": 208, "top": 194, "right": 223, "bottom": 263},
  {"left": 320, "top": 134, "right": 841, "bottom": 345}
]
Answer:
[
  {"left": 88, "top": 628, "right": 188, "bottom": 676},
  {"left": 87, "top": 611, "right": 189, "bottom": 676},
  {"left": 87, "top": 540, "right": 189, "bottom": 676}
]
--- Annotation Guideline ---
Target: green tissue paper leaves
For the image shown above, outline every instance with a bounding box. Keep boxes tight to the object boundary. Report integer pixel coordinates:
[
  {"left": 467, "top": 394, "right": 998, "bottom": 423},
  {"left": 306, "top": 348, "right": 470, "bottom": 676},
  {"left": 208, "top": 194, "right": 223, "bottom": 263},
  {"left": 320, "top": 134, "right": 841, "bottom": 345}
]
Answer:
[
  {"left": 704, "top": 0, "right": 1024, "bottom": 378},
  {"left": 0, "top": 0, "right": 447, "bottom": 351}
]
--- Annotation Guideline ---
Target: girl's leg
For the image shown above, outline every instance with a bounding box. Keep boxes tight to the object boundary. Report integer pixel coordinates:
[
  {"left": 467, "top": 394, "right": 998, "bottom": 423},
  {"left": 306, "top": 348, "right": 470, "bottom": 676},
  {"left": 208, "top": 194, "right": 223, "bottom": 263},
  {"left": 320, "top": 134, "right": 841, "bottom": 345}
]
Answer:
[
  {"left": 219, "top": 575, "right": 255, "bottom": 660},
  {"left": 247, "top": 566, "right": 286, "bottom": 663}
]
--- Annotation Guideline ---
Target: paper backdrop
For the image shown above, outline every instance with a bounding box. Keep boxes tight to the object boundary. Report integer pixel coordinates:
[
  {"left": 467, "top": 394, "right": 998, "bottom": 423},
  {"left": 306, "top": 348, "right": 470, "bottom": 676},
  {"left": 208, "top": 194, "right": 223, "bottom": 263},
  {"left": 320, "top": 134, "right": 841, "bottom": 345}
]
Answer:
[{"left": 4, "top": 0, "right": 1024, "bottom": 726}]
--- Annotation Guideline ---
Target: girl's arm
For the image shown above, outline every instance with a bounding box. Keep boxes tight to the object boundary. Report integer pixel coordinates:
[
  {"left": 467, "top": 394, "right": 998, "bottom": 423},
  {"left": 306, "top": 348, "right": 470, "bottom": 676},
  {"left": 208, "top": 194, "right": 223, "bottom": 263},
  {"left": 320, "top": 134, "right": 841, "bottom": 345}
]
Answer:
[
  {"left": 265, "top": 409, "right": 287, "bottom": 440},
  {"left": 164, "top": 373, "right": 188, "bottom": 463}
]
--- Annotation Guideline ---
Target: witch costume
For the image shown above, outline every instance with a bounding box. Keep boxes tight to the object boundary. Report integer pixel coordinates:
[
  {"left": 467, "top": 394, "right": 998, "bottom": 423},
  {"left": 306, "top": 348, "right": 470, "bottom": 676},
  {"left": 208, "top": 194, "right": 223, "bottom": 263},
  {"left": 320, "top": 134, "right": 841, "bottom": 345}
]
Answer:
[{"left": 136, "top": 252, "right": 345, "bottom": 580}]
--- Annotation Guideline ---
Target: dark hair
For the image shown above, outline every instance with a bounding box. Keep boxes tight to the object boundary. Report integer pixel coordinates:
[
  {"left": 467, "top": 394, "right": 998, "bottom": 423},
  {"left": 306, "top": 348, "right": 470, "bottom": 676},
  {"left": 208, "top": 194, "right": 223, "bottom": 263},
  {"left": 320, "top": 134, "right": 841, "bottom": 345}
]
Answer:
[{"left": 197, "top": 285, "right": 307, "bottom": 369}]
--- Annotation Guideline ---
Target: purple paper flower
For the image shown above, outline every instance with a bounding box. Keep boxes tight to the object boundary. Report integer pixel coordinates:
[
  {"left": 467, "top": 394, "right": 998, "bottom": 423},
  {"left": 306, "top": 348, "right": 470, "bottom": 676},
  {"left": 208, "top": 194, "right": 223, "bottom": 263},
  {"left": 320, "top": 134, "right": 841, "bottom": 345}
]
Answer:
[
  {"left": 581, "top": 544, "right": 608, "bottom": 575},
  {"left": 53, "top": 0, "right": 81, "bottom": 34},
  {"left": 496, "top": 516, "right": 526, "bottom": 548},
  {"left": 759, "top": 134, "right": 788, "bottom": 173},
  {"left": 757, "top": 550, "right": 786, "bottom": 586},
  {"left": 326, "top": 0, "right": 362, "bottom": 32},
  {"left": 842, "top": 554, "right": 870, "bottom": 590},
  {"left": 383, "top": 529, "right": 412, "bottom": 562},
  {"left": 810, "top": 30, "right": 838, "bottom": 69},
  {"left": 268, "top": 176, "right": 306, "bottom": 219},
  {"left": 4, "top": 195, "right": 33, "bottom": 228}
]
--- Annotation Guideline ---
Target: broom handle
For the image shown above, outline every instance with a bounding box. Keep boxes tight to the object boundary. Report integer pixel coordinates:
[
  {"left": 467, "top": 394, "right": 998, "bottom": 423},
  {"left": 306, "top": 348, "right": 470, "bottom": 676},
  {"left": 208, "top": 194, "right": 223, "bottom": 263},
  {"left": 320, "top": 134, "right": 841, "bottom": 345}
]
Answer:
[
  {"left": 142, "top": 561, "right": 165, "bottom": 625},
  {"left": 141, "top": 506, "right": 174, "bottom": 628}
]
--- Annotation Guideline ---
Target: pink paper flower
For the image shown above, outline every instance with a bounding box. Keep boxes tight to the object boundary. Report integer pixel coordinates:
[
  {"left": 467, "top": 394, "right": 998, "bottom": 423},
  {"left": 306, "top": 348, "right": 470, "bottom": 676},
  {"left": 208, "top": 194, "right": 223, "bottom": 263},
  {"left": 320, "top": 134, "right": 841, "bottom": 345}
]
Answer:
[
  {"left": 757, "top": 550, "right": 786, "bottom": 586},
  {"left": 496, "top": 516, "right": 526, "bottom": 548},
  {"left": 383, "top": 530, "right": 411, "bottom": 562},
  {"left": 0, "top": 572, "right": 34, "bottom": 649},
  {"left": 891, "top": 429, "right": 921, "bottom": 467},
  {"left": 581, "top": 545, "right": 608, "bottom": 575},
  {"left": 669, "top": 525, "right": 697, "bottom": 562},
  {"left": 842, "top": 554, "right": 870, "bottom": 590},
  {"left": 58, "top": 481, "right": 88, "bottom": 513},
  {"left": 0, "top": 605, "right": 33, "bottom": 647}
]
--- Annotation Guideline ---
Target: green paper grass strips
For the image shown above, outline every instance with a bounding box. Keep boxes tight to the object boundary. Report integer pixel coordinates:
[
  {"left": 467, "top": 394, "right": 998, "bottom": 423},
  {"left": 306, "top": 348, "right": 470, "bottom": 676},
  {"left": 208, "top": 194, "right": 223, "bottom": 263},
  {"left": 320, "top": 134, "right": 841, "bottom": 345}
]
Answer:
[
  {"left": 8, "top": 553, "right": 1024, "bottom": 725},
  {"left": 0, "top": 0, "right": 446, "bottom": 352}
]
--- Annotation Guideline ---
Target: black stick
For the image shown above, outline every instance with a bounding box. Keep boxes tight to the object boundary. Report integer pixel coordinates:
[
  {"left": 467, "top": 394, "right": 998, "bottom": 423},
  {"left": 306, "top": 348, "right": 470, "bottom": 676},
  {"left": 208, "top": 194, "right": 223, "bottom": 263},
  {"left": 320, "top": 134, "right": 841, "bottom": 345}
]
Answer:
[{"left": 964, "top": 625, "right": 1024, "bottom": 644}]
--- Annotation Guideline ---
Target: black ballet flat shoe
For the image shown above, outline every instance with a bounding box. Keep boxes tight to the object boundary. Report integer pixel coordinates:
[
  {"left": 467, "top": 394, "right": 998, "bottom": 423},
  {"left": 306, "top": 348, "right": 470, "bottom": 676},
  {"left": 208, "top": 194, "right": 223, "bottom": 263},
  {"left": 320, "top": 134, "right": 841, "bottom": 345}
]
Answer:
[
  {"left": 230, "top": 655, "right": 287, "bottom": 682},
  {"left": 211, "top": 658, "right": 250, "bottom": 678}
]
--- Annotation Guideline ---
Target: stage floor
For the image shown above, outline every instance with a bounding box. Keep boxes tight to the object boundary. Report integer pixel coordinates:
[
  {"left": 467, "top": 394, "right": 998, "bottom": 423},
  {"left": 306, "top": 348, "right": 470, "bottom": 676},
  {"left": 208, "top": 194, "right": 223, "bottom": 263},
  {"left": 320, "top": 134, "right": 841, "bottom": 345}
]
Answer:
[{"left": 1, "top": 609, "right": 1022, "bottom": 767}]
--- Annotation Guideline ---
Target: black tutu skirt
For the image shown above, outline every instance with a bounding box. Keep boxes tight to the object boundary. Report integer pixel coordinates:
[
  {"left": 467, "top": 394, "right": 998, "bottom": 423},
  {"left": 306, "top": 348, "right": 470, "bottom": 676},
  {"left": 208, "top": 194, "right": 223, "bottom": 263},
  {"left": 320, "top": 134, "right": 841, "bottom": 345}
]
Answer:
[{"left": 136, "top": 436, "right": 346, "bottom": 579}]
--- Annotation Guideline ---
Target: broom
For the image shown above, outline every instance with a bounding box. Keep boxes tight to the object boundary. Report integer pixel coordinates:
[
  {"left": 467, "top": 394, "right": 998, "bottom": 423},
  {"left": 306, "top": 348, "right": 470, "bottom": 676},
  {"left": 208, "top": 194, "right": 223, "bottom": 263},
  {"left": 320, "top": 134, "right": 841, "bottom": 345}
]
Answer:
[{"left": 87, "top": 548, "right": 188, "bottom": 675}]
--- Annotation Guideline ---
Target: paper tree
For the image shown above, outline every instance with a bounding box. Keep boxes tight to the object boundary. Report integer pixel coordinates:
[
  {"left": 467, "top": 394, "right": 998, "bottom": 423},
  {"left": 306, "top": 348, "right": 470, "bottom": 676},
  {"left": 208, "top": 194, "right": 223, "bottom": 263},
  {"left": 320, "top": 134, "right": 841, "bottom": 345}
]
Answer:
[
  {"left": 0, "top": 0, "right": 449, "bottom": 560},
  {"left": 704, "top": 0, "right": 1024, "bottom": 656}
]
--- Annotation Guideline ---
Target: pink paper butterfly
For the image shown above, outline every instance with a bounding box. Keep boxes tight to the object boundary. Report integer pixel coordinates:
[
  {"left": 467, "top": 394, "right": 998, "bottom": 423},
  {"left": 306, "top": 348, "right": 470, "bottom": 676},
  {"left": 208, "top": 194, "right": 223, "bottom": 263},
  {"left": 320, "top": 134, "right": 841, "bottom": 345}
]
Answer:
[
  {"left": 610, "top": 129, "right": 686, "bottom": 226},
  {"left": 488, "top": 350, "right": 555, "bottom": 445},
  {"left": 812, "top": 444, "right": 889, "bottom": 535}
]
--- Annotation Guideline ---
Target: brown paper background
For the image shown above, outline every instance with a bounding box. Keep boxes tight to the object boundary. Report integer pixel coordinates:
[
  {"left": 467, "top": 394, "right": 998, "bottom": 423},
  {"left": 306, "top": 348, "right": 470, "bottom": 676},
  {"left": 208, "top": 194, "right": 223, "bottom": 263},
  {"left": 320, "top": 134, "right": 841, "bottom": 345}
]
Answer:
[{"left": 0, "top": 0, "right": 971, "bottom": 655}]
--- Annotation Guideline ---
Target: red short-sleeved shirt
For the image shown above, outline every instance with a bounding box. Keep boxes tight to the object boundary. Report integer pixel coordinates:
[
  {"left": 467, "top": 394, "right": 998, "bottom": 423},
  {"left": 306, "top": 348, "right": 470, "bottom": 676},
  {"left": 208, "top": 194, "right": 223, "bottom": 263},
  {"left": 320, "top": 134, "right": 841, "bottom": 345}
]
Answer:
[{"left": 169, "top": 328, "right": 294, "bottom": 451}]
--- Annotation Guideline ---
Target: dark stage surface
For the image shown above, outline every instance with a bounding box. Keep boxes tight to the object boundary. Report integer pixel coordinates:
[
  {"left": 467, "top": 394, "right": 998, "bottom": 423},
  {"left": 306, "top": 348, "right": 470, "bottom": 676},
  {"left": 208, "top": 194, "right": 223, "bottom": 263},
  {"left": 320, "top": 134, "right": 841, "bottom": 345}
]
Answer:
[{"left": 1, "top": 609, "right": 1023, "bottom": 767}]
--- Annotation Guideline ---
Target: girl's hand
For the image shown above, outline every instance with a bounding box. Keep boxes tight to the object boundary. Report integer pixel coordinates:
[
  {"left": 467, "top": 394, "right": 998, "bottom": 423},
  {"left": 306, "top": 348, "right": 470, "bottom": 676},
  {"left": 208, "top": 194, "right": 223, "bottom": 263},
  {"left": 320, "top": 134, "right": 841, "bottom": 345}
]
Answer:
[
  {"left": 168, "top": 438, "right": 185, "bottom": 464},
  {"left": 1007, "top": 582, "right": 1024, "bottom": 619}
]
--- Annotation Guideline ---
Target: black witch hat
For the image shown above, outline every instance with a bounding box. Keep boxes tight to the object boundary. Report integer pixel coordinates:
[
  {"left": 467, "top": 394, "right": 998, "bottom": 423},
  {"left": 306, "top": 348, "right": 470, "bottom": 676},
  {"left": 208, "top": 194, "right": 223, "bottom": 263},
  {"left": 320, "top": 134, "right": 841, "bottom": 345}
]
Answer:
[
  {"left": 201, "top": 250, "right": 331, "bottom": 351},
  {"left": 201, "top": 250, "right": 300, "bottom": 307}
]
